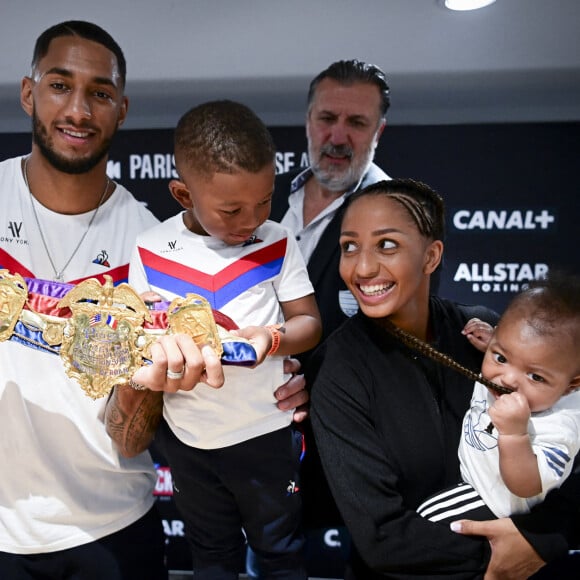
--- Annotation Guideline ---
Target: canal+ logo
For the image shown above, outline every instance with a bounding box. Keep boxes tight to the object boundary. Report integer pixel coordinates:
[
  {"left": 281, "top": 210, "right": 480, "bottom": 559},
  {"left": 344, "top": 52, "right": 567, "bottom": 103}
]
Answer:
[{"left": 452, "top": 209, "right": 555, "bottom": 231}]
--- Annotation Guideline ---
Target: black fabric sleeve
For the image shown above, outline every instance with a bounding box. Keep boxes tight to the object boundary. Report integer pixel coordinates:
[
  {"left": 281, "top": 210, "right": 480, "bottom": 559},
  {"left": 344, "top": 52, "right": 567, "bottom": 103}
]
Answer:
[
  {"left": 511, "top": 456, "right": 580, "bottom": 561},
  {"left": 311, "top": 339, "right": 490, "bottom": 577}
]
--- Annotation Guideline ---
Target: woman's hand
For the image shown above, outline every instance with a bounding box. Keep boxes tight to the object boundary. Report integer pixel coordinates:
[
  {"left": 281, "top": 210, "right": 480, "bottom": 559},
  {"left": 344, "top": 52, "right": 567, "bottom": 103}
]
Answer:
[{"left": 451, "top": 517, "right": 545, "bottom": 579}]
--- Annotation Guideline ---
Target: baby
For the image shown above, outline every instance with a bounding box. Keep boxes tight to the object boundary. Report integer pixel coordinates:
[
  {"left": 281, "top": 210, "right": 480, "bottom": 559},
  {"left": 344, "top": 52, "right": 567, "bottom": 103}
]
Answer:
[{"left": 419, "top": 272, "right": 580, "bottom": 521}]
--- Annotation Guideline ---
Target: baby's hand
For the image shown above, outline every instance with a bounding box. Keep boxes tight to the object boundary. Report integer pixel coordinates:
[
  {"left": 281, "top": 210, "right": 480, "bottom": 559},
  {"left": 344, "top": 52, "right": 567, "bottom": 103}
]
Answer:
[
  {"left": 489, "top": 391, "right": 531, "bottom": 435},
  {"left": 462, "top": 317, "right": 494, "bottom": 352}
]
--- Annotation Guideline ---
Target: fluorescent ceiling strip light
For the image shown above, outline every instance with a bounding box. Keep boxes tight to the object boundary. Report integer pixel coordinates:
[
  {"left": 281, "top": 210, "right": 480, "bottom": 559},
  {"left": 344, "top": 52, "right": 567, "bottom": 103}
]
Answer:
[{"left": 444, "top": 0, "right": 497, "bottom": 11}]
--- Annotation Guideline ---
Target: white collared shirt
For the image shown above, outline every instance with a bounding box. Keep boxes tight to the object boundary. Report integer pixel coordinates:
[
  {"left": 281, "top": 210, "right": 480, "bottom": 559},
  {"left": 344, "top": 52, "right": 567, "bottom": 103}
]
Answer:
[
  {"left": 279, "top": 163, "right": 390, "bottom": 263},
  {"left": 280, "top": 186, "right": 348, "bottom": 262}
]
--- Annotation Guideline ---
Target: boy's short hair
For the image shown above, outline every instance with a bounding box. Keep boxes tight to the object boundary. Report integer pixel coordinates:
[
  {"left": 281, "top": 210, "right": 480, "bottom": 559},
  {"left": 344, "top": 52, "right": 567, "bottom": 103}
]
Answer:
[
  {"left": 174, "top": 100, "right": 276, "bottom": 179},
  {"left": 32, "top": 20, "right": 126, "bottom": 88},
  {"left": 504, "top": 271, "right": 580, "bottom": 346}
]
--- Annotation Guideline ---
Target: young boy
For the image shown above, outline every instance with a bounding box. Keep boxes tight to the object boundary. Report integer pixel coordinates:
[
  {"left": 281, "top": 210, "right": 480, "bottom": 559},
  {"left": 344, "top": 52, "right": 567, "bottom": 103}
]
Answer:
[
  {"left": 418, "top": 272, "right": 580, "bottom": 522},
  {"left": 129, "top": 100, "right": 321, "bottom": 578}
]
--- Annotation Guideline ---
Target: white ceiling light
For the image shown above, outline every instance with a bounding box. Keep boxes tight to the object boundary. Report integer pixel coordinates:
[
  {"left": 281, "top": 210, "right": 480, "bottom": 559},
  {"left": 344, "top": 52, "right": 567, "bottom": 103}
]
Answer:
[{"left": 443, "top": 0, "right": 497, "bottom": 10}]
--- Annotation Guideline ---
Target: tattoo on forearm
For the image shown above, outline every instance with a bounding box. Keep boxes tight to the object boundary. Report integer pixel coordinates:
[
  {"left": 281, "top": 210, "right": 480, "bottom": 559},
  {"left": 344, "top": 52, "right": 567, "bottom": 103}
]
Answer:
[{"left": 106, "top": 388, "right": 163, "bottom": 455}]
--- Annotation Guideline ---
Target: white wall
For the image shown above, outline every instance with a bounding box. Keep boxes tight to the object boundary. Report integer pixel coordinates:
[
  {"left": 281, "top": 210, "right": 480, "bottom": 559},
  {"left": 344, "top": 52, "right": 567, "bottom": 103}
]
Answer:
[{"left": 2, "top": 0, "right": 580, "bottom": 131}]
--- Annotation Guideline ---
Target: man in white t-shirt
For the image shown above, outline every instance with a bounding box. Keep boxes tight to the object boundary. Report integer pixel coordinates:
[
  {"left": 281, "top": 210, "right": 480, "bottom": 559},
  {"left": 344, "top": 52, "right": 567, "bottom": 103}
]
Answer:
[{"left": 0, "top": 20, "right": 307, "bottom": 579}]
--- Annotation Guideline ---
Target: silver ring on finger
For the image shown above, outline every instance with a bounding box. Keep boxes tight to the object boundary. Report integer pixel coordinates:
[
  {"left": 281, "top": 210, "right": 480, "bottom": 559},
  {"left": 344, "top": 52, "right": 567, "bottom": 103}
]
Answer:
[{"left": 166, "top": 366, "right": 185, "bottom": 380}]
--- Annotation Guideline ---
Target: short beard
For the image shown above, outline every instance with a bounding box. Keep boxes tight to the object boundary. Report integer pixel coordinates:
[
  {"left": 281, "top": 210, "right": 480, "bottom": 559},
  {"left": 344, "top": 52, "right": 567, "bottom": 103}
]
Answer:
[
  {"left": 308, "top": 138, "right": 376, "bottom": 193},
  {"left": 32, "top": 109, "right": 113, "bottom": 175}
]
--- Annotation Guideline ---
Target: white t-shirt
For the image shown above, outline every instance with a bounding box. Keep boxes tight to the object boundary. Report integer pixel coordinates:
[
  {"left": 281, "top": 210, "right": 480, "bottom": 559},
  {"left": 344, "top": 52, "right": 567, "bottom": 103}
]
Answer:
[
  {"left": 459, "top": 381, "right": 580, "bottom": 517},
  {"left": 0, "top": 156, "right": 160, "bottom": 553},
  {"left": 130, "top": 214, "right": 314, "bottom": 449}
]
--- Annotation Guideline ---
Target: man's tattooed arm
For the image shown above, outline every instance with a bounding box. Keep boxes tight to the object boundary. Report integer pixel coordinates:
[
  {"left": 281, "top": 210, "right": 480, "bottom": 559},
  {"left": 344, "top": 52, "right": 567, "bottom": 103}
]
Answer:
[{"left": 105, "top": 385, "right": 164, "bottom": 457}]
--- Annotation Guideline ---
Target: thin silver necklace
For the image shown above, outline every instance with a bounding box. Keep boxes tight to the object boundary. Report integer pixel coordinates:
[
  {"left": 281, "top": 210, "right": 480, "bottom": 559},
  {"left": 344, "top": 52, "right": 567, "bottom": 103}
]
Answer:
[{"left": 23, "top": 157, "right": 110, "bottom": 282}]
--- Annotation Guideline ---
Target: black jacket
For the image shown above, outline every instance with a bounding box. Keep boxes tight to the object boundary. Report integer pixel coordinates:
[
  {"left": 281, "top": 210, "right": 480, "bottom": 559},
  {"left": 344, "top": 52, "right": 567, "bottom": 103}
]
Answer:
[
  {"left": 312, "top": 297, "right": 580, "bottom": 578},
  {"left": 312, "top": 298, "right": 497, "bottom": 578}
]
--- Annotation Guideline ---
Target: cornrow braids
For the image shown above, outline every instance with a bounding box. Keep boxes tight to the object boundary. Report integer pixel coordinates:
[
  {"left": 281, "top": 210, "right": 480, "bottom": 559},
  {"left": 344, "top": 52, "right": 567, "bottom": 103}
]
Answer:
[
  {"left": 387, "top": 193, "right": 437, "bottom": 240},
  {"left": 346, "top": 179, "right": 446, "bottom": 242},
  {"left": 382, "top": 319, "right": 513, "bottom": 396}
]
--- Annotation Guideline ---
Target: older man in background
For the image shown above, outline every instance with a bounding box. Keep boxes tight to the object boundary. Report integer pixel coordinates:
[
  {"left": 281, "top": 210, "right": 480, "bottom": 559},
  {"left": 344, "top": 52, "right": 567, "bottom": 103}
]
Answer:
[{"left": 267, "top": 61, "right": 391, "bottom": 565}]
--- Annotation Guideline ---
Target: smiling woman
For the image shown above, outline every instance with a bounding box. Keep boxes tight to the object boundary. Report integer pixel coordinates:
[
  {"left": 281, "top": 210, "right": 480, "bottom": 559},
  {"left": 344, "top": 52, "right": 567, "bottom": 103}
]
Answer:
[
  {"left": 309, "top": 178, "right": 580, "bottom": 579},
  {"left": 337, "top": 184, "right": 443, "bottom": 335}
]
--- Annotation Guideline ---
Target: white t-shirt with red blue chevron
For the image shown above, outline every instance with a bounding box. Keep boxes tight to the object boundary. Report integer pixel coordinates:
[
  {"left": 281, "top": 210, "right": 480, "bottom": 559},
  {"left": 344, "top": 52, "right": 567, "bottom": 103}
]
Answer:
[{"left": 129, "top": 212, "right": 314, "bottom": 449}]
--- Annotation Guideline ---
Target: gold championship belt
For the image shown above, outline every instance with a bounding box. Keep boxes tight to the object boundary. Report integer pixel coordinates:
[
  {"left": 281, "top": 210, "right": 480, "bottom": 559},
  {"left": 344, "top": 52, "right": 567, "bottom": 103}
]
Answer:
[
  {"left": 0, "top": 270, "right": 28, "bottom": 341},
  {"left": 0, "top": 271, "right": 250, "bottom": 400}
]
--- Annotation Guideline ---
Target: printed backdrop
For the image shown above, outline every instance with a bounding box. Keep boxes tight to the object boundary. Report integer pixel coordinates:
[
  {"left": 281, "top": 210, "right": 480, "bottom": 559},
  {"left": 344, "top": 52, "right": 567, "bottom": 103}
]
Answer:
[{"left": 2, "top": 121, "right": 579, "bottom": 576}]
